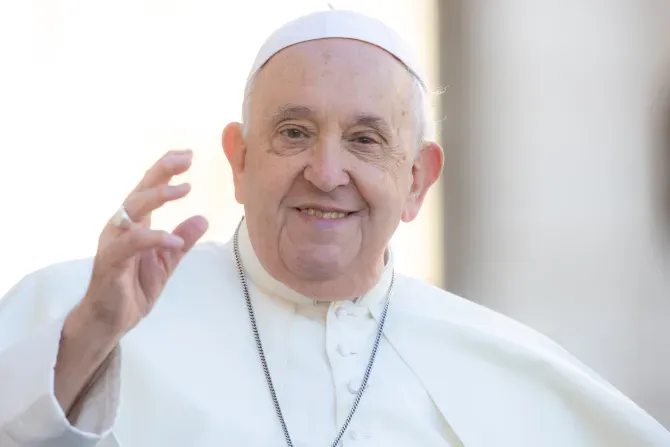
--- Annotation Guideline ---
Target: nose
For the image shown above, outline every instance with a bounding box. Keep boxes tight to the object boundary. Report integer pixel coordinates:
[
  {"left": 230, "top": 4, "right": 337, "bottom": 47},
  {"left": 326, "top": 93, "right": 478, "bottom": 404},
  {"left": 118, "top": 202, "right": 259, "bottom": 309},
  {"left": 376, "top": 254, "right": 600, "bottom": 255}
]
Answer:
[{"left": 303, "top": 136, "right": 350, "bottom": 192}]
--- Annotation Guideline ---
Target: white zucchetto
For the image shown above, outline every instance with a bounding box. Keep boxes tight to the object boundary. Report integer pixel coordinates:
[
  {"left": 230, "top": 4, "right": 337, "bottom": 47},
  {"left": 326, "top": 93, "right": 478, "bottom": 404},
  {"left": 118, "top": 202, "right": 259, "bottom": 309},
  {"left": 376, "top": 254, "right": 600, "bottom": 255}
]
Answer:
[{"left": 247, "top": 9, "right": 426, "bottom": 89}]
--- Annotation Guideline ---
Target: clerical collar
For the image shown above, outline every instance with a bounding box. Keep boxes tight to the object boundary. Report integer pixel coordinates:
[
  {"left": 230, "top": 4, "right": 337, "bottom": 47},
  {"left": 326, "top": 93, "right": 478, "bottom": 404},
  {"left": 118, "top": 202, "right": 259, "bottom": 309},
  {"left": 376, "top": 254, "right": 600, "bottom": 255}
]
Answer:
[{"left": 236, "top": 218, "right": 394, "bottom": 309}]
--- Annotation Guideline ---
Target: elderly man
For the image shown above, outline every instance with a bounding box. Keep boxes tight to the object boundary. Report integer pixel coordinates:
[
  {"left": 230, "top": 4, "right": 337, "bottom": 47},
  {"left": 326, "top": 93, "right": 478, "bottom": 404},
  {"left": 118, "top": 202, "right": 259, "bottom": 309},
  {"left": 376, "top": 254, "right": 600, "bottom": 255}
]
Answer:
[{"left": 0, "top": 9, "right": 668, "bottom": 447}]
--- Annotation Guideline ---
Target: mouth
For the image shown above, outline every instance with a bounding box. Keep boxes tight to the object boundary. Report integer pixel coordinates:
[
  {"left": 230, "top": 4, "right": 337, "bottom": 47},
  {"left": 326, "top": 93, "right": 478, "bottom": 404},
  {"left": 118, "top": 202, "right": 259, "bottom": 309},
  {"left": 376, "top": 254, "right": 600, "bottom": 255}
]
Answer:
[{"left": 295, "top": 207, "right": 356, "bottom": 220}]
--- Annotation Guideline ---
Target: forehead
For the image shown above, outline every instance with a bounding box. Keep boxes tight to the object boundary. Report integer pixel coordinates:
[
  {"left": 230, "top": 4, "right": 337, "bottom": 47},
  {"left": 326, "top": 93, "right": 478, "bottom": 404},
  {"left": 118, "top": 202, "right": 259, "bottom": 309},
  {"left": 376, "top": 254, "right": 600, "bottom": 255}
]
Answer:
[{"left": 249, "top": 39, "right": 413, "bottom": 124}]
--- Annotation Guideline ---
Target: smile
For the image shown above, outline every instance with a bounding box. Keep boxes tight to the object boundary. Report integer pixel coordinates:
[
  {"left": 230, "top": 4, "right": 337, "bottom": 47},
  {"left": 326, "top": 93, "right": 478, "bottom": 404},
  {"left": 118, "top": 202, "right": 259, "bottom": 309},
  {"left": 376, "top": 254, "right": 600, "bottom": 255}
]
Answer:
[{"left": 297, "top": 208, "right": 352, "bottom": 220}]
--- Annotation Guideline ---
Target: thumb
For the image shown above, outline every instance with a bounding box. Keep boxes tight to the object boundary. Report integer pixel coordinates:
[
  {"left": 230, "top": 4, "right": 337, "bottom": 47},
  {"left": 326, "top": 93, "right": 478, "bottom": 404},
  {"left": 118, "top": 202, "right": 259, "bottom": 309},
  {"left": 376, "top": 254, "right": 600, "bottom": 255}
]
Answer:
[
  {"left": 164, "top": 215, "right": 209, "bottom": 268},
  {"left": 175, "top": 215, "right": 209, "bottom": 250},
  {"left": 160, "top": 216, "right": 209, "bottom": 275}
]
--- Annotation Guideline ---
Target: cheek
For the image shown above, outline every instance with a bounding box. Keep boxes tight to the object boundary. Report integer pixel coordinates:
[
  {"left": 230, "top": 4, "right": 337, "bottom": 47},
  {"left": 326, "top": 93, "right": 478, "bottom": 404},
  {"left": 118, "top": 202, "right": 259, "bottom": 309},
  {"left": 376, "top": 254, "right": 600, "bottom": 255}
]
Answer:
[
  {"left": 351, "top": 164, "right": 407, "bottom": 212},
  {"left": 246, "top": 152, "right": 303, "bottom": 201}
]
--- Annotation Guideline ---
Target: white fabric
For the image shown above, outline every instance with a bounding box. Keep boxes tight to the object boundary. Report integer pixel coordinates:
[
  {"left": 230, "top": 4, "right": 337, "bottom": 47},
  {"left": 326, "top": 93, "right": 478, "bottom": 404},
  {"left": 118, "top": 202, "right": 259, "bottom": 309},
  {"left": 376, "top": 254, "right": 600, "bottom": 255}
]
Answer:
[
  {"left": 247, "top": 9, "right": 426, "bottom": 89},
  {"left": 1, "top": 218, "right": 669, "bottom": 446},
  {"left": 0, "top": 262, "right": 121, "bottom": 447}
]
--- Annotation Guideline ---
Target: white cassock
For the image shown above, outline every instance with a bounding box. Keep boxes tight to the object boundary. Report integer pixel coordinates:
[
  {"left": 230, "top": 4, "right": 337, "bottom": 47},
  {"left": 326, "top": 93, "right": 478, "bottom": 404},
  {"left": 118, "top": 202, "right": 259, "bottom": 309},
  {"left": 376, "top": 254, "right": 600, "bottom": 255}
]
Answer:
[{"left": 0, "top": 218, "right": 669, "bottom": 446}]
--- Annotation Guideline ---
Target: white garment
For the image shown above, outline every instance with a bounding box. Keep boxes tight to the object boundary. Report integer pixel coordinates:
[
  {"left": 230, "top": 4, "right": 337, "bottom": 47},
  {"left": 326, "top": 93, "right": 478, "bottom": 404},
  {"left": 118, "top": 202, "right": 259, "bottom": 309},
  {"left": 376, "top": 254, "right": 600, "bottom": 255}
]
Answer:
[{"left": 0, "top": 219, "right": 668, "bottom": 446}]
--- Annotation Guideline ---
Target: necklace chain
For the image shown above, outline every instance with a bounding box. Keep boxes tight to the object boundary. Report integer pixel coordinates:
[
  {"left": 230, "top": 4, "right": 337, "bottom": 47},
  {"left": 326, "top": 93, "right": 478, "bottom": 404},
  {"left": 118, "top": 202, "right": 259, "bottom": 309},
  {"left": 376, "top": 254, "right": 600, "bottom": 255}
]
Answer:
[{"left": 233, "top": 218, "right": 394, "bottom": 447}]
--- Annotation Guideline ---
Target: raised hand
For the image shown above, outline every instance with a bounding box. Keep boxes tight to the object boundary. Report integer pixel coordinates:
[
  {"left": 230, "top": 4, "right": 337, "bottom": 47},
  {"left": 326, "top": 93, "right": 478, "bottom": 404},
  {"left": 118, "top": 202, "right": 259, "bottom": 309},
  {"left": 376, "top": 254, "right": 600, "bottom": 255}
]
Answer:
[
  {"left": 77, "top": 149, "right": 209, "bottom": 336},
  {"left": 55, "top": 149, "right": 208, "bottom": 414}
]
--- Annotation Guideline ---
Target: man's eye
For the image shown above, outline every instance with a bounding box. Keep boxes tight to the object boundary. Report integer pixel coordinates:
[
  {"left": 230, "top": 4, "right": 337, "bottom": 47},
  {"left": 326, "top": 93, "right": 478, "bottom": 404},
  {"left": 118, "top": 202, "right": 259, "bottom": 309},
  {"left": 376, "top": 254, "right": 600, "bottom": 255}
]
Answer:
[
  {"left": 352, "top": 135, "right": 380, "bottom": 145},
  {"left": 280, "top": 128, "right": 307, "bottom": 139},
  {"left": 356, "top": 136, "right": 377, "bottom": 145}
]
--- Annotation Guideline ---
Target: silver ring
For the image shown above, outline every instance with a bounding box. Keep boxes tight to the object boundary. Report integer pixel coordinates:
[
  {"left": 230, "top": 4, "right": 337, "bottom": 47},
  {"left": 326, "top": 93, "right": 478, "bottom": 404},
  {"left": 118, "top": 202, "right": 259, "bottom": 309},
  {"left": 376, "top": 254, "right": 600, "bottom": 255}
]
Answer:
[{"left": 109, "top": 206, "right": 135, "bottom": 229}]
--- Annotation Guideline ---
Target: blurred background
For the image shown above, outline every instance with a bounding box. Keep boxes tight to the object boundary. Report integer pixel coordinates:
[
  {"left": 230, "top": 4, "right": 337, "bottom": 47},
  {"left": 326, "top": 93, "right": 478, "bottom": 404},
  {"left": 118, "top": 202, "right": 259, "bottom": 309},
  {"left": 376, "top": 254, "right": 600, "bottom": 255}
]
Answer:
[{"left": 1, "top": 0, "right": 669, "bottom": 428}]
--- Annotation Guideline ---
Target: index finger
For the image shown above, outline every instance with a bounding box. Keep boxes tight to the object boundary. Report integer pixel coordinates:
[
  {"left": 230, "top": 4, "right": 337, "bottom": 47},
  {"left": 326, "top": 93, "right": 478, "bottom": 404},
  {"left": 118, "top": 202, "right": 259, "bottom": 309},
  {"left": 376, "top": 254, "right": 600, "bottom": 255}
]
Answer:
[{"left": 133, "top": 149, "right": 193, "bottom": 193}]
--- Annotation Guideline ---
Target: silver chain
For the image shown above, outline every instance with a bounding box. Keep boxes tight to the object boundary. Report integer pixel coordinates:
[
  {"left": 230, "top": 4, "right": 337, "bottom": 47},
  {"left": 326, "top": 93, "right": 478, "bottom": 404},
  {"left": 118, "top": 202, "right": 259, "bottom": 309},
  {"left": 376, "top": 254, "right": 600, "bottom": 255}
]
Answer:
[{"left": 233, "top": 217, "right": 394, "bottom": 447}]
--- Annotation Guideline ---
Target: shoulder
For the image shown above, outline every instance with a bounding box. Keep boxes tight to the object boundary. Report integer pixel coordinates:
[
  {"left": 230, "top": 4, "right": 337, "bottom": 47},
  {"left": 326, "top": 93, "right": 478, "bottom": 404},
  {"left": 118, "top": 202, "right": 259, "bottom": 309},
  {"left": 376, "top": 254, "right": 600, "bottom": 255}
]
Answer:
[
  {"left": 0, "top": 256, "right": 96, "bottom": 349},
  {"left": 392, "top": 273, "right": 548, "bottom": 340},
  {"left": 0, "top": 256, "right": 95, "bottom": 314},
  {"left": 390, "top": 273, "right": 597, "bottom": 373},
  {"left": 387, "top": 275, "right": 670, "bottom": 445}
]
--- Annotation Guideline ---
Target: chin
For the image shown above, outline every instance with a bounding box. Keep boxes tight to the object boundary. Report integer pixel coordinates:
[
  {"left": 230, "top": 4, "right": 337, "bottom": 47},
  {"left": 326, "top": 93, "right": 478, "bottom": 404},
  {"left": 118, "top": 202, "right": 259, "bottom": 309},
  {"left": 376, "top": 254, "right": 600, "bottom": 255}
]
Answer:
[{"left": 283, "top": 243, "right": 354, "bottom": 281}]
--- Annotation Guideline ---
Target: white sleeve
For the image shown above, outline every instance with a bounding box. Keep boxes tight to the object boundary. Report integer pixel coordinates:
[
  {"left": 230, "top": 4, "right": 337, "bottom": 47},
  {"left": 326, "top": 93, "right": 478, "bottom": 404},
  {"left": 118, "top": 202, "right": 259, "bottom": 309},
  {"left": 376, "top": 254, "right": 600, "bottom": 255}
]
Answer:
[{"left": 0, "top": 266, "right": 121, "bottom": 446}]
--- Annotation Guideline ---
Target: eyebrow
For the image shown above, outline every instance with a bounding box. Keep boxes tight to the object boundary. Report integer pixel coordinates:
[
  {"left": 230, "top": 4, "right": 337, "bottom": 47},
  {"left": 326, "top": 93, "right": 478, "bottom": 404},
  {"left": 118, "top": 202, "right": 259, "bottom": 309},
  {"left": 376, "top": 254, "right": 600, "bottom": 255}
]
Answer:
[
  {"left": 352, "top": 113, "right": 394, "bottom": 138},
  {"left": 269, "top": 104, "right": 316, "bottom": 126}
]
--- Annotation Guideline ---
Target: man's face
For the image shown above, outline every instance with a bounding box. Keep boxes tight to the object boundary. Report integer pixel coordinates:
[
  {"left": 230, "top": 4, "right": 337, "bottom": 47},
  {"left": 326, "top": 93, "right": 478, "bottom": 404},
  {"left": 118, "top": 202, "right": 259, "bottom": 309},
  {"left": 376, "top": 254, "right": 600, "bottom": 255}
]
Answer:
[{"left": 225, "top": 39, "right": 441, "bottom": 290}]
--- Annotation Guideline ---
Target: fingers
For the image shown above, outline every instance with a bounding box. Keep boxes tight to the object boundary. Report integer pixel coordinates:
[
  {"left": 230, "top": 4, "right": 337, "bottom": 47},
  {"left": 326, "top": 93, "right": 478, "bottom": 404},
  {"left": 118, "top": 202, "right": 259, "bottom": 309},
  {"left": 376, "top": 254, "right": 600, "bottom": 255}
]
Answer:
[
  {"left": 99, "top": 216, "right": 208, "bottom": 268},
  {"left": 97, "top": 149, "right": 204, "bottom": 268},
  {"left": 134, "top": 150, "right": 193, "bottom": 194},
  {"left": 102, "top": 228, "right": 185, "bottom": 266},
  {"left": 104, "top": 150, "right": 192, "bottom": 231},
  {"left": 124, "top": 183, "right": 191, "bottom": 222}
]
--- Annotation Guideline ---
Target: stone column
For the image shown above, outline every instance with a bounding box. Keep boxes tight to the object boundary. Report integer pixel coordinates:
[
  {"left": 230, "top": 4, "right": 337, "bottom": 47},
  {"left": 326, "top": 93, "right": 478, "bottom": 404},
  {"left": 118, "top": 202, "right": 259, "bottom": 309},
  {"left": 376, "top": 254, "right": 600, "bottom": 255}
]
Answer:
[{"left": 438, "top": 0, "right": 670, "bottom": 427}]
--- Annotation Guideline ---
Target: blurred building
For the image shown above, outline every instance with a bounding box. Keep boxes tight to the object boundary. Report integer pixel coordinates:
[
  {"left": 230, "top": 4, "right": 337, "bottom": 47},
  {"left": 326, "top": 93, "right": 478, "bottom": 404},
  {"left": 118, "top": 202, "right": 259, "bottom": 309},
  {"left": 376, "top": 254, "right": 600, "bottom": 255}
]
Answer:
[{"left": 438, "top": 0, "right": 670, "bottom": 428}]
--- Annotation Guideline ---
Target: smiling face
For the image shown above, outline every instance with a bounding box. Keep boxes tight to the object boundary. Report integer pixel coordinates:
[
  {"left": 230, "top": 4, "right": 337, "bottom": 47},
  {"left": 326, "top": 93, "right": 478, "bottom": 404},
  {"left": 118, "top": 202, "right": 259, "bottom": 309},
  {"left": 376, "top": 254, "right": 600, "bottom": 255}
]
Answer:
[{"left": 224, "top": 38, "right": 442, "bottom": 299}]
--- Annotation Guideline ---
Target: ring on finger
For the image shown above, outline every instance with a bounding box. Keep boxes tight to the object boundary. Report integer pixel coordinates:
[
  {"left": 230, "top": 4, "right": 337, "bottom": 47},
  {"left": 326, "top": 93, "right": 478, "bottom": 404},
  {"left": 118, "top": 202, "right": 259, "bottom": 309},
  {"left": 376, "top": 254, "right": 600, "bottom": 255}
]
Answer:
[{"left": 109, "top": 206, "right": 136, "bottom": 230}]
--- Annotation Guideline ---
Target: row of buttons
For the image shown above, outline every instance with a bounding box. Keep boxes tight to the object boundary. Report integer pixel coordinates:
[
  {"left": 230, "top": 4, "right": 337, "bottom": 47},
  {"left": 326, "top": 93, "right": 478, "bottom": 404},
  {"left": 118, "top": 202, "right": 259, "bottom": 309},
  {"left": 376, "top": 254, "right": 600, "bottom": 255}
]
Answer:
[
  {"left": 331, "top": 303, "right": 372, "bottom": 443},
  {"left": 334, "top": 303, "right": 365, "bottom": 361}
]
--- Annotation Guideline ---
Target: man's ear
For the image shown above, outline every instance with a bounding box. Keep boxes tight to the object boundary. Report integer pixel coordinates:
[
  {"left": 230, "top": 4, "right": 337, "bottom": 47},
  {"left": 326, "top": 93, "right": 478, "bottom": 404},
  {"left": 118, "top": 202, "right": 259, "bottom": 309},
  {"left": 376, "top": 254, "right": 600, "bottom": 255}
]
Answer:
[
  {"left": 401, "top": 142, "right": 444, "bottom": 223},
  {"left": 222, "top": 122, "right": 247, "bottom": 204}
]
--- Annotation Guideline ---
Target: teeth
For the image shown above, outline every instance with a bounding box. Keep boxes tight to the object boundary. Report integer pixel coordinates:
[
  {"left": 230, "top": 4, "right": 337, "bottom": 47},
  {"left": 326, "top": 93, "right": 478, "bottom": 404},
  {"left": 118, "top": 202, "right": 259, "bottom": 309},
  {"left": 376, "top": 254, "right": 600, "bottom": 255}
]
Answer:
[{"left": 301, "top": 208, "right": 347, "bottom": 219}]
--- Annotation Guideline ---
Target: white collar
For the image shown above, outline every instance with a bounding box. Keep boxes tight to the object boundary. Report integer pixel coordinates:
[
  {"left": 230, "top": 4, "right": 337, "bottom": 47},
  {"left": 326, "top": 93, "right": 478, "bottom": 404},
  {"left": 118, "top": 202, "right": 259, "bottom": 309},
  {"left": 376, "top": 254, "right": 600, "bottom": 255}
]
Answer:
[{"left": 236, "top": 218, "right": 394, "bottom": 309}]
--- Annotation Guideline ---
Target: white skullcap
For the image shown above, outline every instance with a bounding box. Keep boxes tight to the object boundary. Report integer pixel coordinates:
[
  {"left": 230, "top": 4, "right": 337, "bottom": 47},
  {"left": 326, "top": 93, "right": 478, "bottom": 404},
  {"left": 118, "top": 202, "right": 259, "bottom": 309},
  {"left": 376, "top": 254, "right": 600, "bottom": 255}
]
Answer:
[{"left": 247, "top": 9, "right": 426, "bottom": 90}]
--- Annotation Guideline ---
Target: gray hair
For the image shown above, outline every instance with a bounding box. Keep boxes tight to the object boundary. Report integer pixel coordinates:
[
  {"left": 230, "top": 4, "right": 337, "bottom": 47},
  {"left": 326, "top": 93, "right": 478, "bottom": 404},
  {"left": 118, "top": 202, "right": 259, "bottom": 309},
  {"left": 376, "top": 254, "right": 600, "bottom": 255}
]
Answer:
[{"left": 241, "top": 67, "right": 429, "bottom": 156}]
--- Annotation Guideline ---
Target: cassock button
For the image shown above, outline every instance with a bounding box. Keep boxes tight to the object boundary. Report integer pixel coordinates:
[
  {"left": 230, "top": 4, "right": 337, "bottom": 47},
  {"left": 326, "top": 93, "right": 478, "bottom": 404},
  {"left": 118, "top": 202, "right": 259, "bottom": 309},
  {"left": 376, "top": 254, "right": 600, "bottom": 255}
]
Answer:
[
  {"left": 335, "top": 307, "right": 348, "bottom": 319},
  {"left": 348, "top": 380, "right": 361, "bottom": 394}
]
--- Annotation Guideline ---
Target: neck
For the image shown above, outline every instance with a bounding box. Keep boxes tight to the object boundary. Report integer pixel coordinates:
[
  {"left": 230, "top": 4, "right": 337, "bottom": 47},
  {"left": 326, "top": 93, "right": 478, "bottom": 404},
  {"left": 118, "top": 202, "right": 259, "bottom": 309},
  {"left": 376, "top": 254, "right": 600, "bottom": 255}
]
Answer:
[
  {"left": 235, "top": 217, "right": 394, "bottom": 305},
  {"left": 272, "top": 255, "right": 386, "bottom": 301}
]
